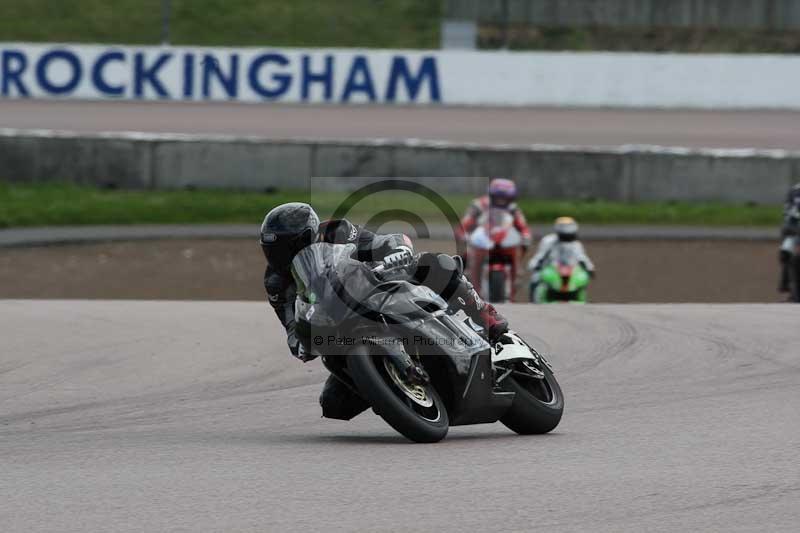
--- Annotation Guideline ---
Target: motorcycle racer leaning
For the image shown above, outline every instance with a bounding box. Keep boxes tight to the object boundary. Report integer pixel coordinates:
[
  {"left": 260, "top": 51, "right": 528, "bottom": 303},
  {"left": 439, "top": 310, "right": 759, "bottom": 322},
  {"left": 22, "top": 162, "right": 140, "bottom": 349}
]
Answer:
[
  {"left": 779, "top": 182, "right": 800, "bottom": 293},
  {"left": 528, "top": 217, "right": 596, "bottom": 294},
  {"left": 456, "top": 178, "right": 532, "bottom": 294},
  {"left": 260, "top": 202, "right": 510, "bottom": 420}
]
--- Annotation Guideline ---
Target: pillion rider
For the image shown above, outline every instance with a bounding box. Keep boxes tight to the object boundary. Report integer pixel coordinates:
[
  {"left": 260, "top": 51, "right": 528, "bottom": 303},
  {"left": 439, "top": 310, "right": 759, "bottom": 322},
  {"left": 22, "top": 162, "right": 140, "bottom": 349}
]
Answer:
[{"left": 260, "top": 202, "right": 511, "bottom": 420}]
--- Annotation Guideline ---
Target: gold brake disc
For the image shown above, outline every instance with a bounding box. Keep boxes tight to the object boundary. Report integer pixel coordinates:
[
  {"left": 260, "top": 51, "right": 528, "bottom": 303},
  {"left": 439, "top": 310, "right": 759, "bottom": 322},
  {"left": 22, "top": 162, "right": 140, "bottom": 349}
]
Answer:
[{"left": 383, "top": 358, "right": 434, "bottom": 408}]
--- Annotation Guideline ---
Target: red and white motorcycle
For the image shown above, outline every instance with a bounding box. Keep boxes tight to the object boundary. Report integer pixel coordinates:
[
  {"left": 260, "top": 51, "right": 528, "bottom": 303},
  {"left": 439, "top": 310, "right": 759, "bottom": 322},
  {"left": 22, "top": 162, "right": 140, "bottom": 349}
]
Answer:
[{"left": 467, "top": 208, "right": 523, "bottom": 303}]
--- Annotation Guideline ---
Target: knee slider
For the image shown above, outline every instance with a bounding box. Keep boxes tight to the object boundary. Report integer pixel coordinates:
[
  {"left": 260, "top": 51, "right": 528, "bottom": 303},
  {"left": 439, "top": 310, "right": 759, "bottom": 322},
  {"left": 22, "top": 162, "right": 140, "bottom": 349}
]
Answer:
[{"left": 319, "top": 377, "right": 368, "bottom": 421}]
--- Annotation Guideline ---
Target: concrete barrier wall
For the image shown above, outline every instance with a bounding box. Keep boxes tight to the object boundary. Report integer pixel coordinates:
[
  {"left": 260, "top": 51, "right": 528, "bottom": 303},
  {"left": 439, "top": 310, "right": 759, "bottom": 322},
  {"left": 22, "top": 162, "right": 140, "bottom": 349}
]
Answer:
[
  {"left": 445, "top": 0, "right": 800, "bottom": 30},
  {"left": 1, "top": 129, "right": 797, "bottom": 204}
]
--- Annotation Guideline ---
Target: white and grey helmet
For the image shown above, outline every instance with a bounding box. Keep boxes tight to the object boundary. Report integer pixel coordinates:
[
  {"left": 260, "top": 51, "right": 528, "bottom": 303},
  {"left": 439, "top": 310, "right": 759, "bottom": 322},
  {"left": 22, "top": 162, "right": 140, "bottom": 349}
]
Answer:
[{"left": 554, "top": 216, "right": 579, "bottom": 242}]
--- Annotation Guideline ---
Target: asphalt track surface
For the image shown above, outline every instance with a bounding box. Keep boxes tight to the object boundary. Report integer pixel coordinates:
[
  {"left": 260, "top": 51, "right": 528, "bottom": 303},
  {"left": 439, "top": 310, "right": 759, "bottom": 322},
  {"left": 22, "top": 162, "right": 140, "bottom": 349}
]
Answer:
[
  {"left": 2, "top": 300, "right": 798, "bottom": 532},
  {"left": 3, "top": 100, "right": 800, "bottom": 149}
]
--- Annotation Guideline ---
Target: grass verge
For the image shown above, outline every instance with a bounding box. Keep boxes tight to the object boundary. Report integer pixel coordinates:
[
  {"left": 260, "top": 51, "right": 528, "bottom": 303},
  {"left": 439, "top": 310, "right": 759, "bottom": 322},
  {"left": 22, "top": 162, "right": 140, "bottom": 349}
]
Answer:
[
  {"left": 479, "top": 25, "right": 800, "bottom": 54},
  {"left": 0, "top": 183, "right": 782, "bottom": 229},
  {"left": 1, "top": 1, "right": 795, "bottom": 53},
  {"left": 0, "top": 0, "right": 440, "bottom": 48}
]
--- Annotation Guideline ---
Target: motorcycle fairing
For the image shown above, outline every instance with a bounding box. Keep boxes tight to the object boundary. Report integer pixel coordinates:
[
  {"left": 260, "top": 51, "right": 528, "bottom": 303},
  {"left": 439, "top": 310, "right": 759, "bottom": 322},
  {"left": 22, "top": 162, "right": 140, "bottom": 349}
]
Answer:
[{"left": 491, "top": 332, "right": 541, "bottom": 364}]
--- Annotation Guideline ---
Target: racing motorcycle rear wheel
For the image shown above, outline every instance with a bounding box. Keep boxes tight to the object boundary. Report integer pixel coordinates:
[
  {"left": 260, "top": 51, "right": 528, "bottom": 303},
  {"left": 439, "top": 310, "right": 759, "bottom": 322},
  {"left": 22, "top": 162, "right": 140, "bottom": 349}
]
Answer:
[
  {"left": 488, "top": 270, "right": 506, "bottom": 303},
  {"left": 500, "top": 363, "right": 564, "bottom": 435},
  {"left": 348, "top": 347, "right": 449, "bottom": 443}
]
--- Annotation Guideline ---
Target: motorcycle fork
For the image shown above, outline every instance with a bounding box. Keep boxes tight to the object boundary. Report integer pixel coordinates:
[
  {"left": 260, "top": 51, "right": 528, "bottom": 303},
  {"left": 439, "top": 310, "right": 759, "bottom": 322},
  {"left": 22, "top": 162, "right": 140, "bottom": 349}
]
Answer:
[{"left": 372, "top": 315, "right": 429, "bottom": 384}]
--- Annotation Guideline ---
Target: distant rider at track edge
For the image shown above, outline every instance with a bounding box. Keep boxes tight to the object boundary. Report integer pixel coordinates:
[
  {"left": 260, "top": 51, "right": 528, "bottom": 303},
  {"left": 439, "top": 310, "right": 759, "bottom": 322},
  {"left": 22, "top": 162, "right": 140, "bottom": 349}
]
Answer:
[
  {"left": 456, "top": 178, "right": 532, "bottom": 294},
  {"left": 528, "top": 216, "right": 596, "bottom": 296},
  {"left": 260, "top": 202, "right": 511, "bottom": 420},
  {"left": 778, "top": 182, "right": 800, "bottom": 293}
]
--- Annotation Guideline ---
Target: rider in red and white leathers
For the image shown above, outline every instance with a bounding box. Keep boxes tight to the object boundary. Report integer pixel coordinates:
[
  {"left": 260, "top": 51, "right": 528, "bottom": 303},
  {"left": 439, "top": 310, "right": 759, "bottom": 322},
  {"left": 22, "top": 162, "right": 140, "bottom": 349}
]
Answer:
[{"left": 456, "top": 178, "right": 532, "bottom": 296}]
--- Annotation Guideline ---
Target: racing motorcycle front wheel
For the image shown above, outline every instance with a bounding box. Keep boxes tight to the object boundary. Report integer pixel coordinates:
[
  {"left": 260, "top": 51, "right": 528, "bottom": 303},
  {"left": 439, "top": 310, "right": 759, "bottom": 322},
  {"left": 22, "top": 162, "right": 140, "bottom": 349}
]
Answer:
[
  {"left": 348, "top": 346, "right": 449, "bottom": 443},
  {"left": 500, "top": 362, "right": 564, "bottom": 435},
  {"left": 488, "top": 270, "right": 506, "bottom": 303}
]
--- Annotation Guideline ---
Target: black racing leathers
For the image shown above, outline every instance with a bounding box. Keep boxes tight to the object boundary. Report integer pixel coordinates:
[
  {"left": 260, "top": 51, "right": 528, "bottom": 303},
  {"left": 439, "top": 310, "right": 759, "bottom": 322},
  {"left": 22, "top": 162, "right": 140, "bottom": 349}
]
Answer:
[
  {"left": 779, "top": 186, "right": 800, "bottom": 292},
  {"left": 782, "top": 185, "right": 800, "bottom": 236},
  {"left": 264, "top": 219, "right": 410, "bottom": 357}
]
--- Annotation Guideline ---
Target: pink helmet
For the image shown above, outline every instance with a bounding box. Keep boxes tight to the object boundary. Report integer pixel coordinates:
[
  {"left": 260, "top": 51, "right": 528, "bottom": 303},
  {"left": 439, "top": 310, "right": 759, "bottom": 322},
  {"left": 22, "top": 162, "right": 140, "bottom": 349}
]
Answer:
[{"left": 487, "top": 178, "right": 517, "bottom": 207}]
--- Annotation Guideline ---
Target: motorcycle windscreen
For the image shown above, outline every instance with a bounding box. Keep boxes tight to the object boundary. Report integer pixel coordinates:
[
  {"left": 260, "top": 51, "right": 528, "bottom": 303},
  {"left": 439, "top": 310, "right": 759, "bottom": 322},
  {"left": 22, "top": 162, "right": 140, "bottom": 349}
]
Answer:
[{"left": 291, "top": 242, "right": 381, "bottom": 326}]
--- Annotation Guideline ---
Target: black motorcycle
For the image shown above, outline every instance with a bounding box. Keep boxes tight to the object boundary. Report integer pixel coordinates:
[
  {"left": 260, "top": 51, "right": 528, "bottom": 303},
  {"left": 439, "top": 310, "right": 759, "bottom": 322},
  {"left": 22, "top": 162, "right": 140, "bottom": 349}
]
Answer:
[
  {"left": 292, "top": 242, "right": 564, "bottom": 443},
  {"left": 788, "top": 234, "right": 800, "bottom": 303}
]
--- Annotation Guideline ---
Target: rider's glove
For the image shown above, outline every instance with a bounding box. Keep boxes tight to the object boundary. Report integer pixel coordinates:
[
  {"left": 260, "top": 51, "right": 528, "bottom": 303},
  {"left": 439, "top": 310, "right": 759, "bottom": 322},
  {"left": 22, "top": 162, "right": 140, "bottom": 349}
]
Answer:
[
  {"left": 579, "top": 261, "right": 596, "bottom": 279},
  {"left": 288, "top": 331, "right": 316, "bottom": 362},
  {"left": 288, "top": 331, "right": 301, "bottom": 357},
  {"left": 296, "top": 343, "right": 316, "bottom": 362},
  {"left": 383, "top": 246, "right": 414, "bottom": 269}
]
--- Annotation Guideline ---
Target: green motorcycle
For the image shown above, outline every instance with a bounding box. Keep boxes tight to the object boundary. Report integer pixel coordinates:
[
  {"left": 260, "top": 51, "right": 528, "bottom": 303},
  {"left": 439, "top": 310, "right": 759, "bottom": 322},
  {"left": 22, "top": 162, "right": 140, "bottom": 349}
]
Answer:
[{"left": 530, "top": 247, "right": 590, "bottom": 303}]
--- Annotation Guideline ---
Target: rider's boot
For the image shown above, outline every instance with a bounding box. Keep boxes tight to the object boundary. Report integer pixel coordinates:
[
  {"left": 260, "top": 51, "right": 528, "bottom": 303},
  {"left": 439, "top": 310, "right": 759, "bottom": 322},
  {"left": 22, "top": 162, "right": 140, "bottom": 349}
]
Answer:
[
  {"left": 452, "top": 274, "right": 509, "bottom": 343},
  {"left": 478, "top": 302, "right": 510, "bottom": 343}
]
